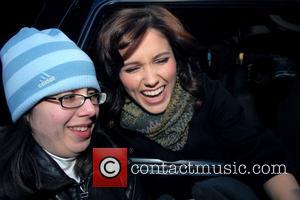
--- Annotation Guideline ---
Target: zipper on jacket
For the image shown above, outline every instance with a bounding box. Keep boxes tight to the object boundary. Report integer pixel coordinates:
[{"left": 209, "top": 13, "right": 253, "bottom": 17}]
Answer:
[{"left": 79, "top": 179, "right": 89, "bottom": 199}]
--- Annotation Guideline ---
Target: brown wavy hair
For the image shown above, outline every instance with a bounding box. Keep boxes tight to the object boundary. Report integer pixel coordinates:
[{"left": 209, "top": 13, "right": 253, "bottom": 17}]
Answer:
[{"left": 96, "top": 5, "right": 206, "bottom": 128}]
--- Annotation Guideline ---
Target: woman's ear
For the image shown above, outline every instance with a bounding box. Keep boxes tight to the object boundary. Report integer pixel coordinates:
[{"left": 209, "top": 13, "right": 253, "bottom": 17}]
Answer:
[{"left": 25, "top": 113, "right": 31, "bottom": 123}]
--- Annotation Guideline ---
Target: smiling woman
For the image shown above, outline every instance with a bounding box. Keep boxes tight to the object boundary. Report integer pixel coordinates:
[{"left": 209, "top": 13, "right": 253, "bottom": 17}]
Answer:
[
  {"left": 96, "top": 5, "right": 300, "bottom": 200},
  {"left": 119, "top": 28, "right": 177, "bottom": 115},
  {"left": 0, "top": 27, "right": 143, "bottom": 200}
]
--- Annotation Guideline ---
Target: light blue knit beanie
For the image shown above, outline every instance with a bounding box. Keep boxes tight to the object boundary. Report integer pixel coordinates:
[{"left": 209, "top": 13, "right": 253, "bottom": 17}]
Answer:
[{"left": 0, "top": 27, "right": 100, "bottom": 122}]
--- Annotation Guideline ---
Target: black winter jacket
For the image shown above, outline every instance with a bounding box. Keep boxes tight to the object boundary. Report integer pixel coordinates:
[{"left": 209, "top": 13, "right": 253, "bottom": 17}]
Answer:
[
  {"left": 108, "top": 74, "right": 293, "bottom": 199},
  {"left": 0, "top": 144, "right": 145, "bottom": 200}
]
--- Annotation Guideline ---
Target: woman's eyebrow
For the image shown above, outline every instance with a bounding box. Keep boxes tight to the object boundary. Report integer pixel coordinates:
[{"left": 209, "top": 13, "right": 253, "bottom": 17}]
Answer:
[
  {"left": 153, "top": 52, "right": 171, "bottom": 60},
  {"left": 123, "top": 61, "right": 140, "bottom": 67}
]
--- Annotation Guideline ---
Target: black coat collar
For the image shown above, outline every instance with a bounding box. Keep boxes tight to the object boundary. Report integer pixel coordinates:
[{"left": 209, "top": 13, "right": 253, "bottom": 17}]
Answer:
[{"left": 29, "top": 144, "right": 77, "bottom": 191}]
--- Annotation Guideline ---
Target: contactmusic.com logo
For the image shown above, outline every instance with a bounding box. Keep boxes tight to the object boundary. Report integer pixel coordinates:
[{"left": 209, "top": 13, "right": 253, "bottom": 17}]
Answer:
[{"left": 93, "top": 148, "right": 127, "bottom": 187}]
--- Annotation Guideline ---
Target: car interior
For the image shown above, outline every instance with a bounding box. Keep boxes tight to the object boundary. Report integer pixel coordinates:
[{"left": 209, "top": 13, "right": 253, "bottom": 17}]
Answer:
[
  {"left": 82, "top": 2, "right": 299, "bottom": 132},
  {"left": 84, "top": 3, "right": 300, "bottom": 199},
  {"left": 83, "top": 3, "right": 299, "bottom": 134},
  {"left": 82, "top": 1, "right": 300, "bottom": 187},
  {"left": 0, "top": 0, "right": 299, "bottom": 198}
]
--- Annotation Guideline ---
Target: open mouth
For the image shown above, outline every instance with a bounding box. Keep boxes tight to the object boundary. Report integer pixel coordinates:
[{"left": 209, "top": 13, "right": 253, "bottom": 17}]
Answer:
[
  {"left": 68, "top": 126, "right": 89, "bottom": 132},
  {"left": 68, "top": 124, "right": 93, "bottom": 139},
  {"left": 141, "top": 86, "right": 165, "bottom": 97}
]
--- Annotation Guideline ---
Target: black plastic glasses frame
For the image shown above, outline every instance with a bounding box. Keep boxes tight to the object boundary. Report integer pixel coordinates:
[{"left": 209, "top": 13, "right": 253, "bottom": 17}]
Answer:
[{"left": 45, "top": 92, "right": 107, "bottom": 108}]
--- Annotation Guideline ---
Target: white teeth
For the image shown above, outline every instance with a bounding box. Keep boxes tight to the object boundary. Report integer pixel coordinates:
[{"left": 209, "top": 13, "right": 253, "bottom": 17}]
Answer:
[
  {"left": 70, "top": 126, "right": 88, "bottom": 132},
  {"left": 142, "top": 86, "right": 164, "bottom": 97}
]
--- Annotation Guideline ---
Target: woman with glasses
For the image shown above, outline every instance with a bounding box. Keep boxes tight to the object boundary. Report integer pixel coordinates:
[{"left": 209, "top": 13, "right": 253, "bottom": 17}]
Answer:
[
  {"left": 0, "top": 27, "right": 143, "bottom": 199},
  {"left": 96, "top": 5, "right": 300, "bottom": 200}
]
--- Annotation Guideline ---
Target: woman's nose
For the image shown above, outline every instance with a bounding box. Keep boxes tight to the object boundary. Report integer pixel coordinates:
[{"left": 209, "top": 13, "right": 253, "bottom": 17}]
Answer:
[
  {"left": 143, "top": 66, "right": 159, "bottom": 87},
  {"left": 78, "top": 99, "right": 98, "bottom": 117}
]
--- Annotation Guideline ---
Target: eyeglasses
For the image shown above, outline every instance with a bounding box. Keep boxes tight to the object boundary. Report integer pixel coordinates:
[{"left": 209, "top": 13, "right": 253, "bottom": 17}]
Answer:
[{"left": 45, "top": 92, "right": 107, "bottom": 108}]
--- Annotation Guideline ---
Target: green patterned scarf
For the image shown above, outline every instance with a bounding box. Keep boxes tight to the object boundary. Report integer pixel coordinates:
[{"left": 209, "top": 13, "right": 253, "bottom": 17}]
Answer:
[{"left": 120, "top": 82, "right": 195, "bottom": 151}]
